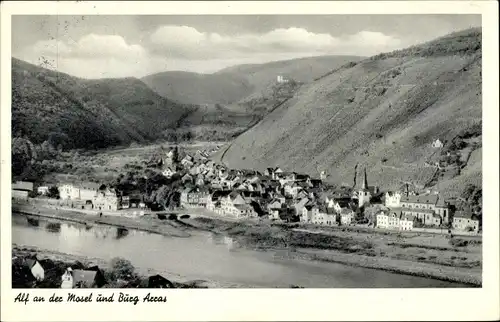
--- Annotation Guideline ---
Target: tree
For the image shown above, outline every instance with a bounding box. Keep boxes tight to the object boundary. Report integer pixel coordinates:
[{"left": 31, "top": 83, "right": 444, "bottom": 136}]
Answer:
[
  {"left": 47, "top": 186, "right": 60, "bottom": 199},
  {"left": 109, "top": 257, "right": 135, "bottom": 281},
  {"left": 355, "top": 206, "right": 365, "bottom": 222},
  {"left": 47, "top": 132, "right": 69, "bottom": 150},
  {"left": 152, "top": 185, "right": 170, "bottom": 210},
  {"left": 460, "top": 184, "right": 482, "bottom": 214},
  {"left": 12, "top": 137, "right": 36, "bottom": 176}
]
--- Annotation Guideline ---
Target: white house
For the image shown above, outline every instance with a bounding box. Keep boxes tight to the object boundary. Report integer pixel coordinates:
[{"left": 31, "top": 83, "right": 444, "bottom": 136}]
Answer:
[
  {"left": 340, "top": 208, "right": 355, "bottom": 225},
  {"left": 377, "top": 210, "right": 414, "bottom": 231},
  {"left": 221, "top": 192, "right": 247, "bottom": 217},
  {"left": 58, "top": 182, "right": 100, "bottom": 201},
  {"left": 60, "top": 267, "right": 103, "bottom": 288},
  {"left": 301, "top": 204, "right": 318, "bottom": 223},
  {"left": 399, "top": 214, "right": 414, "bottom": 231},
  {"left": 162, "top": 167, "right": 175, "bottom": 178},
  {"left": 312, "top": 207, "right": 335, "bottom": 225},
  {"left": 277, "top": 75, "right": 290, "bottom": 83},
  {"left": 37, "top": 186, "right": 49, "bottom": 195},
  {"left": 26, "top": 258, "right": 44, "bottom": 281},
  {"left": 293, "top": 198, "right": 309, "bottom": 217},
  {"left": 385, "top": 191, "right": 402, "bottom": 208},
  {"left": 452, "top": 210, "right": 480, "bottom": 232},
  {"left": 431, "top": 139, "right": 444, "bottom": 148},
  {"left": 60, "top": 268, "right": 74, "bottom": 289}
]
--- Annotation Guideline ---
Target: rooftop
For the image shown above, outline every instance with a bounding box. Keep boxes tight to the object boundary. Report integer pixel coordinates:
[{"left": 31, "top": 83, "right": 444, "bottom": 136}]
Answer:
[
  {"left": 401, "top": 194, "right": 439, "bottom": 205},
  {"left": 12, "top": 181, "right": 34, "bottom": 191}
]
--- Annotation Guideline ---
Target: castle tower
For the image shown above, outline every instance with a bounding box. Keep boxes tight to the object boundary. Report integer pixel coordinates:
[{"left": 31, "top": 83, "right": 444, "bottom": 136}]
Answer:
[{"left": 358, "top": 168, "right": 371, "bottom": 208}]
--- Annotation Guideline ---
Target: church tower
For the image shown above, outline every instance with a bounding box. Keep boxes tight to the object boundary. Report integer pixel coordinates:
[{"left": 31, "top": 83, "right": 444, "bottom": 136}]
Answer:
[{"left": 358, "top": 168, "right": 371, "bottom": 208}]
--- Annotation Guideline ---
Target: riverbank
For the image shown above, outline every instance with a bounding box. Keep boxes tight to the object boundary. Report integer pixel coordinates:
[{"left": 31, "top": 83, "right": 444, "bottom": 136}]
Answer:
[
  {"left": 13, "top": 203, "right": 193, "bottom": 238},
  {"left": 181, "top": 217, "right": 482, "bottom": 286},
  {"left": 12, "top": 204, "right": 481, "bottom": 286}
]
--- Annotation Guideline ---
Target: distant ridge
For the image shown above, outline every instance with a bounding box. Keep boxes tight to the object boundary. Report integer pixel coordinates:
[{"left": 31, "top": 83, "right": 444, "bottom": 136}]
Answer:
[{"left": 142, "top": 55, "right": 364, "bottom": 105}]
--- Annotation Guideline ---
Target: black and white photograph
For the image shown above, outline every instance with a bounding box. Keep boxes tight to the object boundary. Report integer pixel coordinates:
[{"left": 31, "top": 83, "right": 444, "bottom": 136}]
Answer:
[
  {"left": 2, "top": 2, "right": 499, "bottom": 321},
  {"left": 7, "top": 11, "right": 488, "bottom": 290}
]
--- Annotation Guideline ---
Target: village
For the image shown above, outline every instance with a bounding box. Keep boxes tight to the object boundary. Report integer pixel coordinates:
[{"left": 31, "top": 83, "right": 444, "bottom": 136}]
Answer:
[{"left": 12, "top": 142, "right": 481, "bottom": 235}]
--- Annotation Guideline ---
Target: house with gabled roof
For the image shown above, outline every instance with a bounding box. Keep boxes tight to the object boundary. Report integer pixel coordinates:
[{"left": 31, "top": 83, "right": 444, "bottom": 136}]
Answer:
[
  {"left": 181, "top": 173, "right": 194, "bottom": 184},
  {"left": 180, "top": 187, "right": 193, "bottom": 207},
  {"left": 12, "top": 181, "right": 34, "bottom": 200},
  {"left": 162, "top": 167, "right": 175, "bottom": 178},
  {"left": 60, "top": 267, "right": 106, "bottom": 289},
  {"left": 340, "top": 208, "right": 355, "bottom": 225},
  {"left": 376, "top": 210, "right": 415, "bottom": 231},
  {"left": 58, "top": 182, "right": 101, "bottom": 201},
  {"left": 206, "top": 190, "right": 231, "bottom": 212},
  {"left": 187, "top": 187, "right": 211, "bottom": 208},
  {"left": 453, "top": 209, "right": 480, "bottom": 232},
  {"left": 293, "top": 198, "right": 309, "bottom": 217},
  {"left": 234, "top": 204, "right": 258, "bottom": 218},
  {"left": 24, "top": 256, "right": 45, "bottom": 281}
]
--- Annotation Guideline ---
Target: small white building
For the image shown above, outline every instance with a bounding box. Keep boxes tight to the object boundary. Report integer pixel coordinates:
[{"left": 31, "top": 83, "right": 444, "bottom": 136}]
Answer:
[
  {"left": 431, "top": 139, "right": 444, "bottom": 148},
  {"left": 377, "top": 210, "right": 414, "bottom": 231},
  {"left": 385, "top": 191, "right": 402, "bottom": 208},
  {"left": 276, "top": 75, "right": 290, "bottom": 84},
  {"left": 60, "top": 268, "right": 74, "bottom": 289},
  {"left": 26, "top": 258, "right": 44, "bottom": 281},
  {"left": 340, "top": 208, "right": 355, "bottom": 225},
  {"left": 452, "top": 210, "right": 480, "bottom": 232},
  {"left": 162, "top": 167, "right": 175, "bottom": 178},
  {"left": 37, "top": 186, "right": 49, "bottom": 195}
]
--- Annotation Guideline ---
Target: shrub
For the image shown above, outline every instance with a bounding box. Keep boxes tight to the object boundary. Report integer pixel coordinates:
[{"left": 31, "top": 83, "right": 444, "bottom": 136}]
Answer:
[
  {"left": 109, "top": 257, "right": 135, "bottom": 280},
  {"left": 449, "top": 238, "right": 469, "bottom": 247}
]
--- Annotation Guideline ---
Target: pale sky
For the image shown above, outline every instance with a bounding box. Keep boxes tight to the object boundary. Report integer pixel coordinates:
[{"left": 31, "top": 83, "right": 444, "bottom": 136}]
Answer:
[{"left": 12, "top": 15, "right": 481, "bottom": 79}]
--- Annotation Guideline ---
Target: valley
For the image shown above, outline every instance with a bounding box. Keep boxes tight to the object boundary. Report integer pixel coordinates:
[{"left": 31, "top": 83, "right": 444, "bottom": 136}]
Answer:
[{"left": 10, "top": 26, "right": 483, "bottom": 290}]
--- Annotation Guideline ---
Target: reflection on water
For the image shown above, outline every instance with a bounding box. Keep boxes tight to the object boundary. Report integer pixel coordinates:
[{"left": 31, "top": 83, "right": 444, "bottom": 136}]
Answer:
[
  {"left": 116, "top": 228, "right": 129, "bottom": 240},
  {"left": 26, "top": 217, "right": 39, "bottom": 227},
  {"left": 208, "top": 233, "right": 236, "bottom": 250},
  {"left": 12, "top": 213, "right": 465, "bottom": 288},
  {"left": 45, "top": 222, "right": 61, "bottom": 233}
]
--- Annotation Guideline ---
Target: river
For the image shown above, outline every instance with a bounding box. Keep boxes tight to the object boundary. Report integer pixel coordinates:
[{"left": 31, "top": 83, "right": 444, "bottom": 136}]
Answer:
[{"left": 12, "top": 213, "right": 464, "bottom": 288}]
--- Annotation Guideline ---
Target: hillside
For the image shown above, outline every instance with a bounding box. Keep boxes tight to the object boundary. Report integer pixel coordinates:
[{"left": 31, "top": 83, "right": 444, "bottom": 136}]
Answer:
[
  {"left": 142, "top": 55, "right": 363, "bottom": 106},
  {"left": 141, "top": 71, "right": 253, "bottom": 105},
  {"left": 218, "top": 28, "right": 482, "bottom": 197},
  {"left": 12, "top": 58, "right": 196, "bottom": 149}
]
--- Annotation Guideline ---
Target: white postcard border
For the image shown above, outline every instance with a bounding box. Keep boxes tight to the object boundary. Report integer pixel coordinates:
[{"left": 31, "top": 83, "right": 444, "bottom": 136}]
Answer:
[{"left": 1, "top": 1, "right": 498, "bottom": 321}]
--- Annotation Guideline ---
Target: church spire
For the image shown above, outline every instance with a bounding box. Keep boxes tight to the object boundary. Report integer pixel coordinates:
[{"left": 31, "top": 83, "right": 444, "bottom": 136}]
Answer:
[{"left": 362, "top": 168, "right": 368, "bottom": 190}]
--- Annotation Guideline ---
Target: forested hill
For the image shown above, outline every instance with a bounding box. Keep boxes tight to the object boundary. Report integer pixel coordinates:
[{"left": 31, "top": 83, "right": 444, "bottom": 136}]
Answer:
[{"left": 12, "top": 58, "right": 197, "bottom": 150}]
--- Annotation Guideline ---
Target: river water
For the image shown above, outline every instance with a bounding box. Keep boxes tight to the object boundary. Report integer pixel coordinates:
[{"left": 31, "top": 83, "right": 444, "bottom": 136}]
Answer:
[{"left": 12, "top": 213, "right": 464, "bottom": 288}]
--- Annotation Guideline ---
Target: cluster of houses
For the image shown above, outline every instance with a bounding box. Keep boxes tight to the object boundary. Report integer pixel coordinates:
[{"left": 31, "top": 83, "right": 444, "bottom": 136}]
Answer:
[
  {"left": 167, "top": 151, "right": 480, "bottom": 232},
  {"left": 379, "top": 189, "right": 480, "bottom": 233},
  {"left": 175, "top": 152, "right": 359, "bottom": 225},
  {"left": 175, "top": 156, "right": 377, "bottom": 226},
  {"left": 57, "top": 182, "right": 125, "bottom": 211},
  {"left": 12, "top": 145, "right": 481, "bottom": 233}
]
